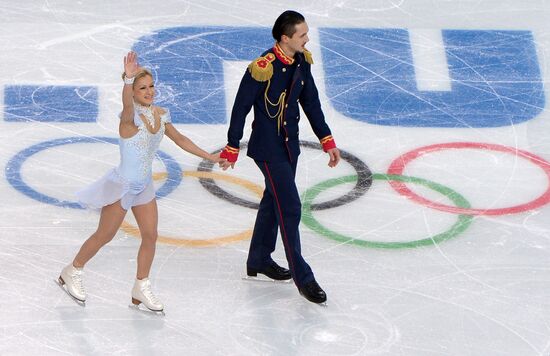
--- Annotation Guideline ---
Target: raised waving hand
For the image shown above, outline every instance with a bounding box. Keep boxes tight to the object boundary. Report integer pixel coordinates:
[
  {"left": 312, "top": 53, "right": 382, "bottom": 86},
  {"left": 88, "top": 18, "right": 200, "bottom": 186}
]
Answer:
[{"left": 124, "top": 51, "right": 139, "bottom": 78}]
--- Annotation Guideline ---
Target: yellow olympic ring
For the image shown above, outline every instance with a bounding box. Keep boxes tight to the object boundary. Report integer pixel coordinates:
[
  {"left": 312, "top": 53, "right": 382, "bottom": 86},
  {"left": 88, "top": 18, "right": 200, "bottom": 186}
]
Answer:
[{"left": 120, "top": 170, "right": 263, "bottom": 247}]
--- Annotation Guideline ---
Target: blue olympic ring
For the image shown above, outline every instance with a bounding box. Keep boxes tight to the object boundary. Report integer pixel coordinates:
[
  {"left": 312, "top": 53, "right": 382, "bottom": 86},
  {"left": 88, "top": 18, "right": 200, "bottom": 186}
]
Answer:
[{"left": 5, "top": 136, "right": 182, "bottom": 209}]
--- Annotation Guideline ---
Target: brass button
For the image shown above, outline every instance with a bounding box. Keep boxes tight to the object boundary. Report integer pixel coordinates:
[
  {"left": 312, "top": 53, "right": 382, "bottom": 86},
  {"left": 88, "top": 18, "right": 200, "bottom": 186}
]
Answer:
[
  {"left": 282, "top": 68, "right": 286, "bottom": 72},
  {"left": 301, "top": 81, "right": 304, "bottom": 85},
  {"left": 285, "top": 137, "right": 289, "bottom": 142},
  {"left": 297, "top": 64, "right": 301, "bottom": 67},
  {"left": 296, "top": 116, "right": 299, "bottom": 119},
  {"left": 285, "top": 104, "right": 288, "bottom": 108},
  {"left": 283, "top": 121, "right": 287, "bottom": 125}
]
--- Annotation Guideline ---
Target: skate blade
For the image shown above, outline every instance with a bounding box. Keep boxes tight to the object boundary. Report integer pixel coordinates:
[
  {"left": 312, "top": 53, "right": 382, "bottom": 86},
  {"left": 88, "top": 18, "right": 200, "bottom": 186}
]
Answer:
[
  {"left": 128, "top": 303, "right": 165, "bottom": 316},
  {"left": 54, "top": 279, "right": 85, "bottom": 307},
  {"left": 242, "top": 276, "right": 292, "bottom": 284}
]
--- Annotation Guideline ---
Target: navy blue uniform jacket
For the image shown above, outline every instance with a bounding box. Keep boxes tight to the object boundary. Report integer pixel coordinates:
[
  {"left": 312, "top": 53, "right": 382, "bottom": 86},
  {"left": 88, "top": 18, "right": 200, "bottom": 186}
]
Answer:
[{"left": 225, "top": 47, "right": 334, "bottom": 162}]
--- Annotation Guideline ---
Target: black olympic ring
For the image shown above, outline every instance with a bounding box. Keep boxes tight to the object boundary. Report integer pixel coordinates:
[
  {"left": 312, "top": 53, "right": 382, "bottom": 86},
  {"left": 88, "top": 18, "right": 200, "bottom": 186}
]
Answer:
[{"left": 197, "top": 140, "right": 372, "bottom": 210}]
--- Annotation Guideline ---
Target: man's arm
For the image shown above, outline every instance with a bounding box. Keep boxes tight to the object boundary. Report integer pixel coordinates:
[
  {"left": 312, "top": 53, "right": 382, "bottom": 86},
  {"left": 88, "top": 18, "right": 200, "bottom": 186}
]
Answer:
[
  {"left": 299, "top": 63, "right": 340, "bottom": 166},
  {"left": 220, "top": 69, "right": 263, "bottom": 168}
]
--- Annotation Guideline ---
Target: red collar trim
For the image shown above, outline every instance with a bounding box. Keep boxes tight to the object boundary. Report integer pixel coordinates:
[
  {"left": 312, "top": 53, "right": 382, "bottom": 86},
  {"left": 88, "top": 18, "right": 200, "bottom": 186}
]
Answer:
[{"left": 273, "top": 43, "right": 294, "bottom": 65}]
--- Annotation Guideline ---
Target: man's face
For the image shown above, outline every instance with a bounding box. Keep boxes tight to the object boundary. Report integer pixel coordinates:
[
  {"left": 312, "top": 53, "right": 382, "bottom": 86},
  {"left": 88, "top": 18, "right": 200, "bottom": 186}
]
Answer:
[{"left": 284, "top": 22, "right": 309, "bottom": 54}]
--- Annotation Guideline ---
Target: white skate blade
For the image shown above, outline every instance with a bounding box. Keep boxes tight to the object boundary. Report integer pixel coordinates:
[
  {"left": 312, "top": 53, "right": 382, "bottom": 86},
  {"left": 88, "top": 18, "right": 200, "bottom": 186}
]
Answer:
[
  {"left": 241, "top": 275, "right": 293, "bottom": 284},
  {"left": 54, "top": 278, "right": 85, "bottom": 307},
  {"left": 128, "top": 303, "right": 165, "bottom": 316}
]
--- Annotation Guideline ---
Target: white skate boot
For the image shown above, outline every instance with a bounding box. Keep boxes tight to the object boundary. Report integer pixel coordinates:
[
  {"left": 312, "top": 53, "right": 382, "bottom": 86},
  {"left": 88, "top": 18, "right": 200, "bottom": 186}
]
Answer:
[
  {"left": 131, "top": 278, "right": 164, "bottom": 315},
  {"left": 57, "top": 264, "right": 86, "bottom": 305}
]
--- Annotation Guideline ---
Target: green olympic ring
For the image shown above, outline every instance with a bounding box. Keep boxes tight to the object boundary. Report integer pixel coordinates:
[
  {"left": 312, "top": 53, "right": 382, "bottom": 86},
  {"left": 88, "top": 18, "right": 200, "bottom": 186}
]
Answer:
[{"left": 301, "top": 174, "right": 474, "bottom": 249}]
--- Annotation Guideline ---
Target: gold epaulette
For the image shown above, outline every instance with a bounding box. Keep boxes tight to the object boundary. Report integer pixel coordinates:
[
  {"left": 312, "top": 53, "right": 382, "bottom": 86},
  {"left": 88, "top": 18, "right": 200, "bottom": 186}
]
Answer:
[
  {"left": 248, "top": 53, "right": 276, "bottom": 82},
  {"left": 303, "top": 48, "right": 314, "bottom": 65}
]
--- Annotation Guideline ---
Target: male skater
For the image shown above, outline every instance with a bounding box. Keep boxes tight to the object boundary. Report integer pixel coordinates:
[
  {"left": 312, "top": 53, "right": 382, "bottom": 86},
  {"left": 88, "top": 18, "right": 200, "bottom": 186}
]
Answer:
[{"left": 221, "top": 10, "right": 340, "bottom": 304}]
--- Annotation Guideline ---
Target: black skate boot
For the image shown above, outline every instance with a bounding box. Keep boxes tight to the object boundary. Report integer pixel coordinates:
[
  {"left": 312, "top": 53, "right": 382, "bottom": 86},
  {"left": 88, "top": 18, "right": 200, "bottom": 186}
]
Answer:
[
  {"left": 299, "top": 280, "right": 327, "bottom": 304},
  {"left": 247, "top": 261, "right": 291, "bottom": 281}
]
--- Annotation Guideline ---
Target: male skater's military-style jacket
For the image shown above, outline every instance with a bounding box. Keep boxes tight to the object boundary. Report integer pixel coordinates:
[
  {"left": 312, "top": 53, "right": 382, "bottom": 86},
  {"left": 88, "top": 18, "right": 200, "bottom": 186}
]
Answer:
[{"left": 220, "top": 43, "right": 336, "bottom": 163}]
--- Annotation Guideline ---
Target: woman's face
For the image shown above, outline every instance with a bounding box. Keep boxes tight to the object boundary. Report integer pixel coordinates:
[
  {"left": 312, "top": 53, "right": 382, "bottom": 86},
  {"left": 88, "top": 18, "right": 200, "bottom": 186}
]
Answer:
[{"left": 133, "top": 75, "right": 155, "bottom": 106}]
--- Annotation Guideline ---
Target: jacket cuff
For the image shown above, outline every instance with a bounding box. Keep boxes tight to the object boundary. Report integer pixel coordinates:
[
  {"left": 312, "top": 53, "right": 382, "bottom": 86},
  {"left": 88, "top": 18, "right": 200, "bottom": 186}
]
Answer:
[
  {"left": 220, "top": 145, "right": 239, "bottom": 162},
  {"left": 320, "top": 135, "right": 336, "bottom": 152}
]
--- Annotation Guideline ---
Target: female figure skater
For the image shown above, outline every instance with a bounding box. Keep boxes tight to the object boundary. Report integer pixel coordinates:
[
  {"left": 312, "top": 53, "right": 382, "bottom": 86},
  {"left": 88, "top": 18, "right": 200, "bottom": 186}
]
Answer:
[{"left": 58, "top": 51, "right": 224, "bottom": 313}]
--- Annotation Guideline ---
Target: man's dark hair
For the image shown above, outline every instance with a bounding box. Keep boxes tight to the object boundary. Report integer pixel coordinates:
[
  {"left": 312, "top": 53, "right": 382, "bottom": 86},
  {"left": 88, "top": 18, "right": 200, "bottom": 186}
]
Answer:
[{"left": 272, "top": 10, "right": 305, "bottom": 42}]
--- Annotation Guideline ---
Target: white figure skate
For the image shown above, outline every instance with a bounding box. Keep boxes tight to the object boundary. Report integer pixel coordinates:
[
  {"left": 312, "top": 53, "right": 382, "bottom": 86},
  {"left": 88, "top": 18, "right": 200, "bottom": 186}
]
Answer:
[
  {"left": 129, "top": 278, "right": 164, "bottom": 315},
  {"left": 56, "top": 264, "right": 86, "bottom": 306}
]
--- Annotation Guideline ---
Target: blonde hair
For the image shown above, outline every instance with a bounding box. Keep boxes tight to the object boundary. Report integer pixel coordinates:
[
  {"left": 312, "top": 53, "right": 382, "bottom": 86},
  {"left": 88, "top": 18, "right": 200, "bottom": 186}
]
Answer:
[{"left": 121, "top": 68, "right": 153, "bottom": 87}]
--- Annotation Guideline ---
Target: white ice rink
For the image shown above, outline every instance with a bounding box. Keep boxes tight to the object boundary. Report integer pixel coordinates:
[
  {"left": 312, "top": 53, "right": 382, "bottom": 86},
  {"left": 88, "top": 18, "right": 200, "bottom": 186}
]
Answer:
[{"left": 1, "top": 1, "right": 550, "bottom": 355}]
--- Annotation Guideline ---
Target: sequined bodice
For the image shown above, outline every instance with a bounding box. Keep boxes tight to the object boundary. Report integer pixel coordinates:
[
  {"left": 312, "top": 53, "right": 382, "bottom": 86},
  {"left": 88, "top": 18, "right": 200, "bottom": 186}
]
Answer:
[{"left": 117, "top": 108, "right": 171, "bottom": 190}]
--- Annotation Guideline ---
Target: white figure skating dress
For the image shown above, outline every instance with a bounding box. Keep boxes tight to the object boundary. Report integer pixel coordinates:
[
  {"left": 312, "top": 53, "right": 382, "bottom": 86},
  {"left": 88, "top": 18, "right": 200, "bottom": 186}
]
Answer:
[{"left": 76, "top": 107, "right": 170, "bottom": 210}]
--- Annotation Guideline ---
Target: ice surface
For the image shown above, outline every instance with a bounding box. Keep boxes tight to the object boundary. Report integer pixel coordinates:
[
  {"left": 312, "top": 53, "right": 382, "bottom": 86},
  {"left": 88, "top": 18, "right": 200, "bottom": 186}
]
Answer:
[{"left": 1, "top": 1, "right": 550, "bottom": 355}]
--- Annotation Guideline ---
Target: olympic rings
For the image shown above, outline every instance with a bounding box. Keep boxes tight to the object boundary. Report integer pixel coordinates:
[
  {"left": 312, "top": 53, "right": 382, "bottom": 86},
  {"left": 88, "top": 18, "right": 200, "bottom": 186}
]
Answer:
[
  {"left": 197, "top": 140, "right": 373, "bottom": 210},
  {"left": 387, "top": 142, "right": 550, "bottom": 215},
  {"left": 8, "top": 136, "right": 550, "bottom": 248},
  {"left": 5, "top": 136, "right": 182, "bottom": 209},
  {"left": 120, "top": 170, "right": 263, "bottom": 247},
  {"left": 301, "top": 174, "right": 473, "bottom": 249}
]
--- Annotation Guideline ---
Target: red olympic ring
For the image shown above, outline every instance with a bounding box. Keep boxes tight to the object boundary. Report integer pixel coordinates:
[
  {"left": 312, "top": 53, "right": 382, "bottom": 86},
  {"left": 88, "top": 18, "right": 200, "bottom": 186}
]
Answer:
[{"left": 387, "top": 142, "right": 550, "bottom": 216}]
